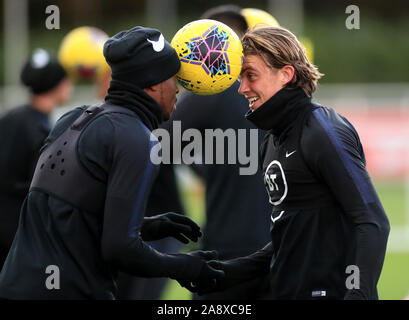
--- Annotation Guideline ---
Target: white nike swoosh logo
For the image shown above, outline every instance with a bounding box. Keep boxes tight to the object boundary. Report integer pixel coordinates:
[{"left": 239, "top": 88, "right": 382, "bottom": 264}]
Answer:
[
  {"left": 271, "top": 211, "right": 285, "bottom": 223},
  {"left": 147, "top": 34, "right": 165, "bottom": 52},
  {"left": 285, "top": 150, "right": 296, "bottom": 158}
]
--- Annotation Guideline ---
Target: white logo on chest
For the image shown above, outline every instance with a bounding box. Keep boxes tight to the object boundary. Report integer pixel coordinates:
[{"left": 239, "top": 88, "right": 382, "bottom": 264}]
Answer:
[{"left": 264, "top": 160, "right": 288, "bottom": 205}]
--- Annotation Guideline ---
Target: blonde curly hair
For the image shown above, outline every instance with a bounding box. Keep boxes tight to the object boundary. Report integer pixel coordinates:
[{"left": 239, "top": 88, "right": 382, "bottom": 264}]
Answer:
[{"left": 242, "top": 26, "right": 323, "bottom": 96}]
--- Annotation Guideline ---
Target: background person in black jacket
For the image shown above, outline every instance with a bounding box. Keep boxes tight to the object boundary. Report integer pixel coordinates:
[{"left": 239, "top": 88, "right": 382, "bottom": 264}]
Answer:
[
  {"left": 184, "top": 26, "right": 390, "bottom": 300},
  {"left": 0, "top": 49, "right": 72, "bottom": 270},
  {"left": 166, "top": 5, "right": 272, "bottom": 299},
  {"left": 0, "top": 27, "right": 223, "bottom": 299}
]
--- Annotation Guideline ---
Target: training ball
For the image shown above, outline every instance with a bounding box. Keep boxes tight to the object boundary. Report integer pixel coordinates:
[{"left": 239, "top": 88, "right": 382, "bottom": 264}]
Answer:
[
  {"left": 58, "top": 26, "right": 109, "bottom": 82},
  {"left": 241, "top": 8, "right": 280, "bottom": 29},
  {"left": 171, "top": 19, "right": 243, "bottom": 95}
]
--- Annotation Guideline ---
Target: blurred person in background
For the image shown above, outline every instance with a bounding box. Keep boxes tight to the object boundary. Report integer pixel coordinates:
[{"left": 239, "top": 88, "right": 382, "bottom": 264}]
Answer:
[
  {"left": 58, "top": 26, "right": 112, "bottom": 101},
  {"left": 58, "top": 25, "right": 188, "bottom": 300},
  {"left": 0, "top": 26, "right": 224, "bottom": 299},
  {"left": 165, "top": 5, "right": 273, "bottom": 300},
  {"left": 184, "top": 25, "right": 390, "bottom": 300},
  {"left": 241, "top": 7, "right": 280, "bottom": 28},
  {"left": 241, "top": 7, "right": 314, "bottom": 65},
  {"left": 0, "top": 49, "right": 72, "bottom": 270}
]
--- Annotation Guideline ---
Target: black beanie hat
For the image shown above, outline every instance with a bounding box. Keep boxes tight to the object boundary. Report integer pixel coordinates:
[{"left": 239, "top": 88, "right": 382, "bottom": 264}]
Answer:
[
  {"left": 103, "top": 26, "right": 180, "bottom": 88},
  {"left": 20, "top": 49, "right": 67, "bottom": 94}
]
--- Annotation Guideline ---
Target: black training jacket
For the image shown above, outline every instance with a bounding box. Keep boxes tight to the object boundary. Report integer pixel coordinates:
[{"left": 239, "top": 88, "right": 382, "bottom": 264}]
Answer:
[
  {"left": 0, "top": 105, "right": 50, "bottom": 268},
  {"left": 0, "top": 81, "right": 203, "bottom": 299},
  {"left": 223, "top": 87, "right": 390, "bottom": 300}
]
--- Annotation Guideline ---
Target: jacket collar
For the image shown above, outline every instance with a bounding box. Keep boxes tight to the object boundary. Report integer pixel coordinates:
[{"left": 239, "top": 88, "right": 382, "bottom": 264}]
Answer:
[
  {"left": 245, "top": 87, "right": 311, "bottom": 136},
  {"left": 104, "top": 79, "right": 163, "bottom": 131}
]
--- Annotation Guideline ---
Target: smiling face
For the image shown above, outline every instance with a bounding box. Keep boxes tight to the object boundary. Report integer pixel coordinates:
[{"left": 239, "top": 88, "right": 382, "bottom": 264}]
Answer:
[
  {"left": 238, "top": 54, "right": 290, "bottom": 111},
  {"left": 238, "top": 55, "right": 283, "bottom": 111},
  {"left": 240, "top": 26, "right": 322, "bottom": 105}
]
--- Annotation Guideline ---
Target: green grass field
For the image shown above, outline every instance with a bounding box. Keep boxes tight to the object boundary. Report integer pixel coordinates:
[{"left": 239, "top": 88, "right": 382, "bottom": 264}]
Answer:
[
  {"left": 374, "top": 181, "right": 409, "bottom": 300},
  {"left": 160, "top": 178, "right": 409, "bottom": 300}
]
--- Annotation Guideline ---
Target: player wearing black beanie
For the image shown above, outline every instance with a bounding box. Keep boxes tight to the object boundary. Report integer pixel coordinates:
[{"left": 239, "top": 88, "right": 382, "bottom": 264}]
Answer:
[
  {"left": 20, "top": 48, "right": 68, "bottom": 94},
  {"left": 0, "top": 27, "right": 224, "bottom": 299},
  {"left": 0, "top": 49, "right": 71, "bottom": 269}
]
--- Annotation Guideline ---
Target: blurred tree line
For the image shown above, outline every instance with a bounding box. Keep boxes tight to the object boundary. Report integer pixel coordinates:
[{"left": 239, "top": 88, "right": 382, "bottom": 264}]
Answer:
[{"left": 0, "top": 0, "right": 408, "bottom": 84}]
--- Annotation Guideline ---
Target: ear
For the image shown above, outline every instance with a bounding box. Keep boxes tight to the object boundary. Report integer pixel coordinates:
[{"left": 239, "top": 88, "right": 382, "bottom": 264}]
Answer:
[
  {"left": 280, "top": 65, "right": 295, "bottom": 86},
  {"left": 143, "top": 82, "right": 161, "bottom": 95}
]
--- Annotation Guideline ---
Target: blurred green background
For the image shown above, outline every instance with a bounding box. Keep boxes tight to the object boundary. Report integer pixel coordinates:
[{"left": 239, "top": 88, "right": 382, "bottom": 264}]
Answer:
[{"left": 0, "top": 0, "right": 408, "bottom": 85}]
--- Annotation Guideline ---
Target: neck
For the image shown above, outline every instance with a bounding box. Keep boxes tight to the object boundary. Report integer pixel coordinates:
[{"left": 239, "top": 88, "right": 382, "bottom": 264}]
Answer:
[
  {"left": 31, "top": 95, "right": 56, "bottom": 114},
  {"left": 105, "top": 79, "right": 163, "bottom": 131},
  {"left": 246, "top": 87, "right": 312, "bottom": 136}
]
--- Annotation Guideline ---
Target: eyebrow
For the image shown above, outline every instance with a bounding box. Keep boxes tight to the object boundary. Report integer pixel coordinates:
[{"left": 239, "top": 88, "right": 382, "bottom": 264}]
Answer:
[{"left": 240, "top": 66, "right": 257, "bottom": 75}]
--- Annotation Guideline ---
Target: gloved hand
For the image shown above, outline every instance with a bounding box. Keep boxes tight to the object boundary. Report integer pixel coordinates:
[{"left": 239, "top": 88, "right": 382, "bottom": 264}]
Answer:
[
  {"left": 192, "top": 260, "right": 244, "bottom": 296},
  {"left": 188, "top": 250, "right": 219, "bottom": 261},
  {"left": 140, "top": 212, "right": 202, "bottom": 244},
  {"left": 193, "top": 260, "right": 225, "bottom": 295},
  {"left": 190, "top": 244, "right": 273, "bottom": 295},
  {"left": 177, "top": 250, "right": 225, "bottom": 292}
]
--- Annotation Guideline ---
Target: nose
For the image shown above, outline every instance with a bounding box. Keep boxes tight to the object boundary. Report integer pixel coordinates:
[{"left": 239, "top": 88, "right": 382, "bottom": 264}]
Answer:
[{"left": 238, "top": 79, "right": 247, "bottom": 96}]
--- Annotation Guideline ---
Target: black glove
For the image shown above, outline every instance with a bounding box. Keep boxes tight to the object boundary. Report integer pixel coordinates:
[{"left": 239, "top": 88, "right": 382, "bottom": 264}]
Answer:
[
  {"left": 177, "top": 250, "right": 225, "bottom": 292},
  {"left": 194, "top": 260, "right": 244, "bottom": 296},
  {"left": 192, "top": 244, "right": 273, "bottom": 295},
  {"left": 188, "top": 250, "right": 219, "bottom": 261},
  {"left": 140, "top": 212, "right": 202, "bottom": 244}
]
